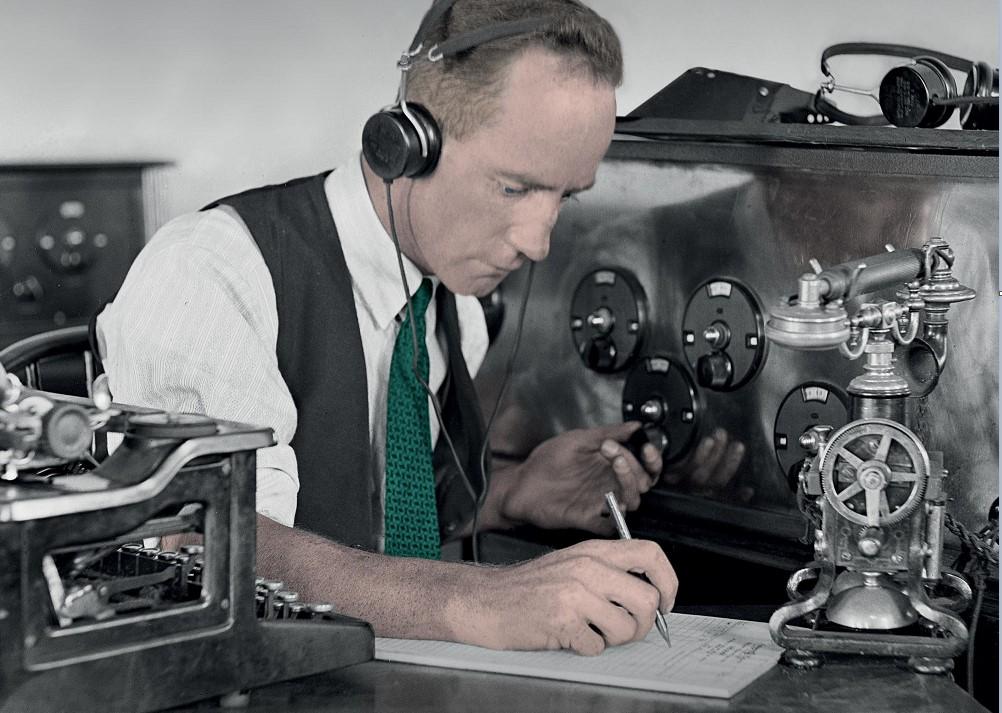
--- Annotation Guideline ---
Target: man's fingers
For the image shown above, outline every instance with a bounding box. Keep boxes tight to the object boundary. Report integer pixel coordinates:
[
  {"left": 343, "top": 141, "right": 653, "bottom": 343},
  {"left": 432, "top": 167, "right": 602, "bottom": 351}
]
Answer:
[
  {"left": 611, "top": 454, "right": 645, "bottom": 508},
  {"left": 641, "top": 442, "right": 663, "bottom": 482},
  {"left": 507, "top": 540, "right": 678, "bottom": 655},
  {"left": 583, "top": 591, "right": 642, "bottom": 648},
  {"left": 594, "top": 570, "right": 658, "bottom": 640},
  {"left": 598, "top": 437, "right": 648, "bottom": 508},
  {"left": 592, "top": 421, "right": 643, "bottom": 444},
  {"left": 709, "top": 440, "right": 746, "bottom": 488},
  {"left": 580, "top": 539, "right": 678, "bottom": 614},
  {"left": 570, "top": 625, "right": 607, "bottom": 656},
  {"left": 688, "top": 429, "right": 728, "bottom": 487}
]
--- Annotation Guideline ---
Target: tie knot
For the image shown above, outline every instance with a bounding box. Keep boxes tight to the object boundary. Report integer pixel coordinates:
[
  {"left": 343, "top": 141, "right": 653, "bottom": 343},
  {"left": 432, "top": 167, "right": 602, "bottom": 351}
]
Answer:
[{"left": 409, "top": 278, "right": 433, "bottom": 320}]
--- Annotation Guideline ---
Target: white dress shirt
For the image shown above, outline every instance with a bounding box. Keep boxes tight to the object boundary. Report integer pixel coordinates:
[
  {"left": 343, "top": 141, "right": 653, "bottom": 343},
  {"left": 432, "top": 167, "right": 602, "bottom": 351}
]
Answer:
[{"left": 97, "top": 154, "right": 489, "bottom": 542}]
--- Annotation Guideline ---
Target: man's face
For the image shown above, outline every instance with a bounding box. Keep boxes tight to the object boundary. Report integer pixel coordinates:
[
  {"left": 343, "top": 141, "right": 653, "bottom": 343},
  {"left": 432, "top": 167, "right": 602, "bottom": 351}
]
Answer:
[{"left": 403, "top": 48, "right": 617, "bottom": 297}]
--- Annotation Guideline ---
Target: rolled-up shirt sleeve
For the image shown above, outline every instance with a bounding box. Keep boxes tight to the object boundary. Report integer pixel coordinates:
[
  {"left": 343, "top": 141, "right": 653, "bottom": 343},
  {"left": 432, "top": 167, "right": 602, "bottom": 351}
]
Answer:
[{"left": 97, "top": 208, "right": 300, "bottom": 526}]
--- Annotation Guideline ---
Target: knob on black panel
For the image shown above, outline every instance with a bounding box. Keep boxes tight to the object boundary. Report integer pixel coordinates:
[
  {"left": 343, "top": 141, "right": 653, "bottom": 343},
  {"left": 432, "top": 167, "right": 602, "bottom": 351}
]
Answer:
[
  {"left": 0, "top": 215, "right": 14, "bottom": 271},
  {"left": 682, "top": 279, "right": 766, "bottom": 391},
  {"left": 773, "top": 382, "right": 849, "bottom": 490},
  {"left": 622, "top": 355, "right": 699, "bottom": 464},
  {"left": 570, "top": 268, "right": 647, "bottom": 373},
  {"left": 696, "top": 352, "right": 733, "bottom": 389},
  {"left": 35, "top": 200, "right": 102, "bottom": 276}
]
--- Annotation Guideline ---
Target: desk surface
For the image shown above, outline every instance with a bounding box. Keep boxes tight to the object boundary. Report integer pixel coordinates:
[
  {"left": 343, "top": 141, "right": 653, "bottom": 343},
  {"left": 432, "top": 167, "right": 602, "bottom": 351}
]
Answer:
[{"left": 169, "top": 656, "right": 989, "bottom": 713}]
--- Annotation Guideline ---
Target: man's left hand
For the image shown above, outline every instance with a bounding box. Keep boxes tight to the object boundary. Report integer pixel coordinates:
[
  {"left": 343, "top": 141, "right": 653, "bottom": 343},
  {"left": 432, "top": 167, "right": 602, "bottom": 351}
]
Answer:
[{"left": 498, "top": 422, "right": 660, "bottom": 535}]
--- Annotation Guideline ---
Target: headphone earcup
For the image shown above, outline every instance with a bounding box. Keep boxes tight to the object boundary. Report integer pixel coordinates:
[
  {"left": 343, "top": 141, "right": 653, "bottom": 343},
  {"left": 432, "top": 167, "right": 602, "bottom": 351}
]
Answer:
[
  {"left": 879, "top": 56, "right": 957, "bottom": 128},
  {"left": 961, "top": 61, "right": 999, "bottom": 130},
  {"left": 362, "top": 103, "right": 442, "bottom": 181}
]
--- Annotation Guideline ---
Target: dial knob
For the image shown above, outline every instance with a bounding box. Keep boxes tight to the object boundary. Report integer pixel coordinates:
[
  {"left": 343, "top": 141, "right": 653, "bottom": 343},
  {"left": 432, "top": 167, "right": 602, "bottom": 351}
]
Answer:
[
  {"left": 702, "top": 321, "right": 731, "bottom": 350},
  {"left": 626, "top": 424, "right": 670, "bottom": 464},
  {"left": 639, "top": 398, "right": 666, "bottom": 422},
  {"left": 581, "top": 337, "right": 617, "bottom": 371},
  {"left": 587, "top": 306, "right": 615, "bottom": 335},
  {"left": 696, "top": 352, "right": 733, "bottom": 389}
]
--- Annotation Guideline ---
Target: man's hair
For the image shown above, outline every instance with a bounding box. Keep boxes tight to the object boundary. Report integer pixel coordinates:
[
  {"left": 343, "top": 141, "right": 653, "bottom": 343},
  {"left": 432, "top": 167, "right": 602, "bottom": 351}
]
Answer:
[{"left": 406, "top": 0, "right": 623, "bottom": 140}]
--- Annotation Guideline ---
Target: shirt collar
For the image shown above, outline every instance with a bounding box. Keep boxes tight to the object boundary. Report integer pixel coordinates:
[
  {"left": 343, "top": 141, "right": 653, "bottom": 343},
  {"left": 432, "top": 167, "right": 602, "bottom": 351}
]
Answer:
[{"left": 325, "top": 152, "right": 437, "bottom": 330}]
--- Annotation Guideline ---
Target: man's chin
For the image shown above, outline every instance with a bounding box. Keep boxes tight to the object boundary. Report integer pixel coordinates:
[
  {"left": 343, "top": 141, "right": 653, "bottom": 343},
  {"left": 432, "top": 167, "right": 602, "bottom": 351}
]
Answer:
[{"left": 443, "top": 272, "right": 506, "bottom": 298}]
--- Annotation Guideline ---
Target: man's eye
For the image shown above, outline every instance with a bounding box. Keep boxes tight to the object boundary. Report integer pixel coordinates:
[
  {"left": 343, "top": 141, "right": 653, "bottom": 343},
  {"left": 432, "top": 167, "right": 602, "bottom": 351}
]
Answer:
[
  {"left": 561, "top": 192, "right": 579, "bottom": 204},
  {"left": 502, "top": 185, "right": 528, "bottom": 197}
]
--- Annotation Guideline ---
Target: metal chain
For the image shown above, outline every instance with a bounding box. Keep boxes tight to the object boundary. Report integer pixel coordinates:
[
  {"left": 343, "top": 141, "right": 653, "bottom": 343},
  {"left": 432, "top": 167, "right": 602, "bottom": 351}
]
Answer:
[{"left": 945, "top": 512, "right": 999, "bottom": 567}]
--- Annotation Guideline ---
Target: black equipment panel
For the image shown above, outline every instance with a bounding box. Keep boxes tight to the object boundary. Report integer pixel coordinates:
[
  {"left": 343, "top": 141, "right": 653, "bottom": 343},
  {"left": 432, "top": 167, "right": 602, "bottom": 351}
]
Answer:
[{"left": 0, "top": 165, "right": 156, "bottom": 348}]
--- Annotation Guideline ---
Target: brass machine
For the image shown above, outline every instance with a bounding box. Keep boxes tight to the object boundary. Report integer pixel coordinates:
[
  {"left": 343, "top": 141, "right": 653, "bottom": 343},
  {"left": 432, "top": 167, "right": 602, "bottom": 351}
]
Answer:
[
  {"left": 0, "top": 366, "right": 373, "bottom": 712},
  {"left": 766, "top": 237, "right": 977, "bottom": 672}
]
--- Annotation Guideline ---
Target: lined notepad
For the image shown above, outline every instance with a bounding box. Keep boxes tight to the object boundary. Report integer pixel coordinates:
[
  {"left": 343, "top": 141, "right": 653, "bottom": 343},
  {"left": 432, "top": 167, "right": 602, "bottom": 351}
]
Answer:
[{"left": 375, "top": 613, "right": 781, "bottom": 698}]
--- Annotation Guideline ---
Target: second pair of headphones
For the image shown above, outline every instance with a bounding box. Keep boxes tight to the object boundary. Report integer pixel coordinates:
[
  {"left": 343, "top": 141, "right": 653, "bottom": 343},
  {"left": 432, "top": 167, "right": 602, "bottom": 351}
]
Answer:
[
  {"left": 361, "top": 0, "right": 557, "bottom": 182},
  {"left": 813, "top": 42, "right": 998, "bottom": 129}
]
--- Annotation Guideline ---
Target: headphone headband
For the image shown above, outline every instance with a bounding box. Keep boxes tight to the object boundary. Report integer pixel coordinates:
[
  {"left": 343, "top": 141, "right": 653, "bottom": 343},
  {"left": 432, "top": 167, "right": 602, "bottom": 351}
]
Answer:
[
  {"left": 820, "top": 42, "right": 975, "bottom": 79},
  {"left": 408, "top": 0, "right": 556, "bottom": 64},
  {"left": 431, "top": 16, "right": 559, "bottom": 61}
]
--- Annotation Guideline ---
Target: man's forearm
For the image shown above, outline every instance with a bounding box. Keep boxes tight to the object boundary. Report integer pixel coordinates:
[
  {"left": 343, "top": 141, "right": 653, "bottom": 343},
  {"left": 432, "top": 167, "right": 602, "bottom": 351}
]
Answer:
[{"left": 255, "top": 513, "right": 484, "bottom": 640}]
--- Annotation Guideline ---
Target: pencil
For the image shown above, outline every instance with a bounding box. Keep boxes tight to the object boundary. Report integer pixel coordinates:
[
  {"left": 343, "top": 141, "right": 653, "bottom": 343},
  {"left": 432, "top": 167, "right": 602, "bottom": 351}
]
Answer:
[{"left": 604, "top": 491, "right": 672, "bottom": 648}]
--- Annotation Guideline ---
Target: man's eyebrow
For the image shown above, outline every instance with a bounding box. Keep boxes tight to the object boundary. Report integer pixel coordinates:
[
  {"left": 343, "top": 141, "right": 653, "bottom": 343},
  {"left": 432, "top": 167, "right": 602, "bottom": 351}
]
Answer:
[{"left": 499, "top": 172, "right": 595, "bottom": 194}]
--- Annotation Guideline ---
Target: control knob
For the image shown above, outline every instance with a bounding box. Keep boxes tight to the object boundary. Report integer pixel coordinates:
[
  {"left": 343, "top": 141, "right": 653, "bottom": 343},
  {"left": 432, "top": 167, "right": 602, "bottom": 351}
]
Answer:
[{"left": 696, "top": 351, "right": 734, "bottom": 389}]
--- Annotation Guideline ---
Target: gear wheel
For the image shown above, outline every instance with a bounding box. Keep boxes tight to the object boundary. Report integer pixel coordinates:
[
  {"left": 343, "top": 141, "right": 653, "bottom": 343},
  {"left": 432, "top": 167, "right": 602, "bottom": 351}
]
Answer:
[{"left": 818, "top": 418, "right": 929, "bottom": 527}]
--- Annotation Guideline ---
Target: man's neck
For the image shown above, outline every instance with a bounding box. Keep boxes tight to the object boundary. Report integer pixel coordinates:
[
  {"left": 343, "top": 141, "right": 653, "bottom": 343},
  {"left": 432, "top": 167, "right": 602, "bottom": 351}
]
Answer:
[
  {"left": 362, "top": 157, "right": 404, "bottom": 241},
  {"left": 360, "top": 156, "right": 429, "bottom": 274}
]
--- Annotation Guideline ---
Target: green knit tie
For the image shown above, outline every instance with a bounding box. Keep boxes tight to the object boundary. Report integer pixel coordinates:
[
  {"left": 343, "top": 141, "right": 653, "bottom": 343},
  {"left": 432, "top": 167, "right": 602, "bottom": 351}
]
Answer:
[{"left": 384, "top": 279, "right": 440, "bottom": 559}]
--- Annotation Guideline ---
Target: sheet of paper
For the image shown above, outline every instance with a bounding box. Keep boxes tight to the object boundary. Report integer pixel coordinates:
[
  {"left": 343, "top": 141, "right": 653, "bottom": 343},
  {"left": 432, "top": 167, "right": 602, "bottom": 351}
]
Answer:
[{"left": 375, "top": 613, "right": 782, "bottom": 698}]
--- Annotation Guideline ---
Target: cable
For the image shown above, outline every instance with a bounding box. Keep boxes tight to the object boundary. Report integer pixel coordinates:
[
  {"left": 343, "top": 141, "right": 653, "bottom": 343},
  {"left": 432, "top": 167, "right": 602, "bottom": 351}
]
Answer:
[
  {"left": 965, "top": 570, "right": 985, "bottom": 696},
  {"left": 384, "top": 180, "right": 531, "bottom": 564},
  {"left": 944, "top": 510, "right": 997, "bottom": 695},
  {"left": 472, "top": 261, "right": 534, "bottom": 564}
]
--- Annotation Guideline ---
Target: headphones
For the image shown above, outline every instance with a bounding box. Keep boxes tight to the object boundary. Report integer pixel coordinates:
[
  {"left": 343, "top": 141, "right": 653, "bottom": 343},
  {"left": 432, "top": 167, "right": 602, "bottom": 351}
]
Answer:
[
  {"left": 812, "top": 43, "right": 998, "bottom": 129},
  {"left": 361, "top": 0, "right": 557, "bottom": 181}
]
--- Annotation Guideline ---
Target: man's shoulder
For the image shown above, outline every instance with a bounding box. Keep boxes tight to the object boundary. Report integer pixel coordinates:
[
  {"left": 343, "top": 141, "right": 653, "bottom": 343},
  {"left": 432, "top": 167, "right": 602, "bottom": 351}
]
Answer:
[
  {"left": 210, "top": 171, "right": 334, "bottom": 210},
  {"left": 145, "top": 208, "right": 257, "bottom": 261}
]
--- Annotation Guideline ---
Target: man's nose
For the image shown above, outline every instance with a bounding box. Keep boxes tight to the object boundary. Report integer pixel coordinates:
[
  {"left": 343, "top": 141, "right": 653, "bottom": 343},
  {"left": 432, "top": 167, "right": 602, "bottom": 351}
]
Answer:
[
  {"left": 510, "top": 199, "right": 559, "bottom": 262},
  {"left": 511, "top": 225, "right": 552, "bottom": 263}
]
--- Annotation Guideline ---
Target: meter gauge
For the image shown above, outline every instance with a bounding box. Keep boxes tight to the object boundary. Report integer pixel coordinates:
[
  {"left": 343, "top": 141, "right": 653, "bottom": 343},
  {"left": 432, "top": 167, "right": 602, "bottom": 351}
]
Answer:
[{"left": 569, "top": 268, "right": 647, "bottom": 373}]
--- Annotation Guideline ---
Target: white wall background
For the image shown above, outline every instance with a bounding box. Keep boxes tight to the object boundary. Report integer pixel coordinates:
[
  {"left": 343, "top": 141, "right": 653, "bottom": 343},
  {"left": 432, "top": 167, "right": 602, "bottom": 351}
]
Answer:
[{"left": 1, "top": 1, "right": 998, "bottom": 224}]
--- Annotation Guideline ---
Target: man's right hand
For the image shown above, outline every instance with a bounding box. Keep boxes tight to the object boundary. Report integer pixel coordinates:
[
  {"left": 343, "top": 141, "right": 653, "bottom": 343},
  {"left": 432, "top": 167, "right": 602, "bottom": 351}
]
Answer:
[{"left": 456, "top": 538, "right": 678, "bottom": 656}]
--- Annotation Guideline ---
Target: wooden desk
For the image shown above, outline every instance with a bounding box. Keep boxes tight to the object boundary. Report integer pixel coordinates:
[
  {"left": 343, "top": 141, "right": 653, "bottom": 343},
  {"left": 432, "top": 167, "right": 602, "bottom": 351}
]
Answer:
[{"left": 168, "top": 656, "right": 989, "bottom": 712}]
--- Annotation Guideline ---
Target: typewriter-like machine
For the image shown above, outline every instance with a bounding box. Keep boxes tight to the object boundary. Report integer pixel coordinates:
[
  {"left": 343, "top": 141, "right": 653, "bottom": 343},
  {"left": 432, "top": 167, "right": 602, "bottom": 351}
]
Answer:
[
  {"left": 766, "top": 237, "right": 993, "bottom": 672},
  {"left": 0, "top": 372, "right": 373, "bottom": 711}
]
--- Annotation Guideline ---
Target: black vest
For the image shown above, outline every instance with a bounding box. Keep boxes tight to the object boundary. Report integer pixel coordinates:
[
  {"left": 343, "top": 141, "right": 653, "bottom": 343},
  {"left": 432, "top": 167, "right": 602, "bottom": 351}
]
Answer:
[{"left": 205, "top": 172, "right": 488, "bottom": 550}]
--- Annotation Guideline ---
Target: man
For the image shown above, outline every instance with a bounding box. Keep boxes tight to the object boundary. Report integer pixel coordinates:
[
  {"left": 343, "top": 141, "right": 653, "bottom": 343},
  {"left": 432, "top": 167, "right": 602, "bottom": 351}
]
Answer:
[{"left": 98, "top": 0, "right": 678, "bottom": 656}]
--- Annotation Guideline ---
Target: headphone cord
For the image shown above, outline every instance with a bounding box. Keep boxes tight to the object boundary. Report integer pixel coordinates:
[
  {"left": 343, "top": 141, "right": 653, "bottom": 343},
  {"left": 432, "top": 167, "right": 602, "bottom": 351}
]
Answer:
[
  {"left": 472, "top": 260, "right": 534, "bottom": 564},
  {"left": 384, "top": 180, "right": 532, "bottom": 564},
  {"left": 385, "top": 181, "right": 477, "bottom": 507}
]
